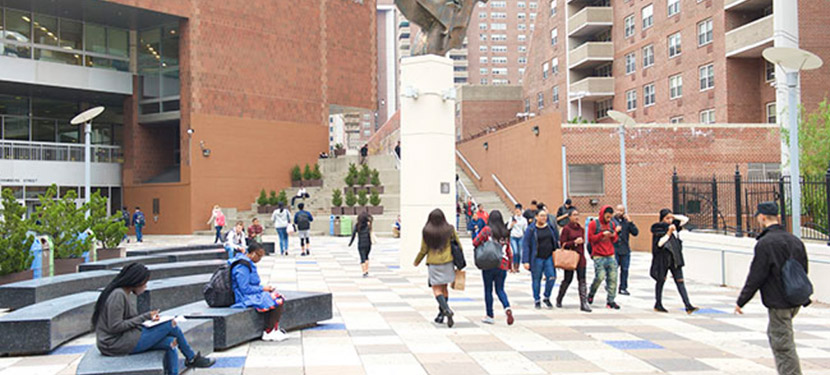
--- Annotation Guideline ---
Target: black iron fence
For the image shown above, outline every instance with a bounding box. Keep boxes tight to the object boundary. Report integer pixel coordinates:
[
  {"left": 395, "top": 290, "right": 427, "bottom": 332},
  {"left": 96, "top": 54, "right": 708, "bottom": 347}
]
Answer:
[{"left": 672, "top": 167, "right": 830, "bottom": 245}]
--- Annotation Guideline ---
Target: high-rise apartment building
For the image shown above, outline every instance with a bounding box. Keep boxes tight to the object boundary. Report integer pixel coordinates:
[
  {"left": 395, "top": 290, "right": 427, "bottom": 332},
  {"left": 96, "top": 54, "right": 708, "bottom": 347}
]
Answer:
[
  {"left": 523, "top": 0, "right": 830, "bottom": 124},
  {"left": 467, "top": 0, "right": 538, "bottom": 86}
]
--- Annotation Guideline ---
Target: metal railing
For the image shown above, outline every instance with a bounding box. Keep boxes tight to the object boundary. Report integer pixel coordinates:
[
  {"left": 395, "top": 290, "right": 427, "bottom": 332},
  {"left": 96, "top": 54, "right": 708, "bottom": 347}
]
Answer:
[
  {"left": 0, "top": 140, "right": 123, "bottom": 163},
  {"left": 455, "top": 150, "right": 481, "bottom": 180},
  {"left": 391, "top": 150, "right": 401, "bottom": 170},
  {"left": 491, "top": 173, "right": 518, "bottom": 206}
]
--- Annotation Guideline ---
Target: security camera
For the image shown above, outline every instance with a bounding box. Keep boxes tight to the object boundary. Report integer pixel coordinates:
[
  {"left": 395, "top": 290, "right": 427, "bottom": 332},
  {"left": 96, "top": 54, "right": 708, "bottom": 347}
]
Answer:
[{"left": 187, "top": 128, "right": 195, "bottom": 135}]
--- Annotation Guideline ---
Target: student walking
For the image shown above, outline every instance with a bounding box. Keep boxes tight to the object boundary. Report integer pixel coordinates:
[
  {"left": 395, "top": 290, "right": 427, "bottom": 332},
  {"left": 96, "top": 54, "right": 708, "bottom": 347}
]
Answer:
[
  {"left": 556, "top": 209, "right": 591, "bottom": 312},
  {"left": 92, "top": 263, "right": 214, "bottom": 375},
  {"left": 522, "top": 209, "right": 559, "bottom": 309},
  {"left": 555, "top": 198, "right": 574, "bottom": 228},
  {"left": 612, "top": 205, "right": 639, "bottom": 295},
  {"left": 231, "top": 242, "right": 289, "bottom": 342},
  {"left": 471, "top": 204, "right": 488, "bottom": 238},
  {"left": 522, "top": 200, "right": 538, "bottom": 225},
  {"left": 225, "top": 221, "right": 247, "bottom": 259},
  {"left": 472, "top": 210, "right": 514, "bottom": 325},
  {"left": 294, "top": 203, "right": 314, "bottom": 256},
  {"left": 414, "top": 209, "right": 461, "bottom": 328},
  {"left": 359, "top": 144, "right": 369, "bottom": 165},
  {"left": 507, "top": 204, "right": 528, "bottom": 273},
  {"left": 349, "top": 212, "right": 374, "bottom": 278},
  {"left": 207, "top": 205, "right": 226, "bottom": 244},
  {"left": 271, "top": 203, "right": 292, "bottom": 256},
  {"left": 291, "top": 187, "right": 310, "bottom": 207},
  {"left": 736, "top": 202, "right": 810, "bottom": 375},
  {"left": 120, "top": 206, "right": 131, "bottom": 243},
  {"left": 587, "top": 205, "right": 621, "bottom": 309},
  {"left": 650, "top": 209, "right": 698, "bottom": 314},
  {"left": 132, "top": 207, "right": 146, "bottom": 243}
]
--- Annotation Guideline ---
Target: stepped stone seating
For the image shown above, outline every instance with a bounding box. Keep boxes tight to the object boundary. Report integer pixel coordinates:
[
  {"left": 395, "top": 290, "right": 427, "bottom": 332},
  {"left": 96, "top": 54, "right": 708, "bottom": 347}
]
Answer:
[
  {"left": 129, "top": 260, "right": 224, "bottom": 280},
  {"left": 76, "top": 319, "right": 214, "bottom": 375},
  {"left": 164, "top": 291, "right": 333, "bottom": 350},
  {"left": 0, "top": 291, "right": 99, "bottom": 355},
  {"left": 136, "top": 274, "right": 212, "bottom": 313},
  {"left": 128, "top": 244, "right": 223, "bottom": 257},
  {"left": 79, "top": 249, "right": 226, "bottom": 272},
  {"left": 0, "top": 270, "right": 117, "bottom": 310}
]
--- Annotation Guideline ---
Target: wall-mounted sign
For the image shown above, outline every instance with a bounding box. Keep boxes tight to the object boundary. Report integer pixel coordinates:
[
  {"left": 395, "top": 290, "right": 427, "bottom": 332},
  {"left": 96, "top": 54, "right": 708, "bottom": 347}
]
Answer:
[{"left": 440, "top": 182, "right": 450, "bottom": 194}]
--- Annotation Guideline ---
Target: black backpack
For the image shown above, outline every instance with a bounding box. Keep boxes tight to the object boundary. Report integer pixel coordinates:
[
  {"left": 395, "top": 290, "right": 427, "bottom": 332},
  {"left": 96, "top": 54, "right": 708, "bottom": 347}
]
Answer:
[
  {"left": 203, "top": 258, "right": 251, "bottom": 307},
  {"left": 474, "top": 239, "right": 503, "bottom": 270},
  {"left": 295, "top": 212, "right": 311, "bottom": 231},
  {"left": 781, "top": 256, "right": 812, "bottom": 306}
]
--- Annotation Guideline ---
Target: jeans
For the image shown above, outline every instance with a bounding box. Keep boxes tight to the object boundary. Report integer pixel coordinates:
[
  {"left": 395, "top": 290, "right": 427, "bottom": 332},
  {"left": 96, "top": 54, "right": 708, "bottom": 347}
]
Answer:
[
  {"left": 510, "top": 237, "right": 523, "bottom": 266},
  {"left": 276, "top": 227, "right": 289, "bottom": 254},
  {"left": 531, "top": 256, "right": 556, "bottom": 302},
  {"left": 132, "top": 321, "right": 195, "bottom": 375},
  {"left": 615, "top": 253, "right": 631, "bottom": 291},
  {"left": 589, "top": 256, "right": 618, "bottom": 304},
  {"left": 768, "top": 307, "right": 802, "bottom": 375},
  {"left": 135, "top": 226, "right": 144, "bottom": 242},
  {"left": 482, "top": 268, "right": 510, "bottom": 317},
  {"left": 214, "top": 226, "right": 223, "bottom": 243},
  {"left": 224, "top": 245, "right": 238, "bottom": 259}
]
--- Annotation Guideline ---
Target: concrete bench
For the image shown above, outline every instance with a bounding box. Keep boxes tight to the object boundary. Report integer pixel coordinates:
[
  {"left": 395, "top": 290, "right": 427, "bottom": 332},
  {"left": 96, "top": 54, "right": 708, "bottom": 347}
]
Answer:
[
  {"left": 79, "top": 249, "right": 227, "bottom": 272},
  {"left": 0, "top": 270, "right": 117, "bottom": 310},
  {"left": 127, "top": 244, "right": 223, "bottom": 257},
  {"left": 164, "top": 291, "right": 332, "bottom": 350},
  {"left": 0, "top": 291, "right": 99, "bottom": 355},
  {"left": 122, "top": 260, "right": 224, "bottom": 281},
  {"left": 136, "top": 274, "right": 212, "bottom": 313},
  {"left": 76, "top": 319, "right": 214, "bottom": 375}
]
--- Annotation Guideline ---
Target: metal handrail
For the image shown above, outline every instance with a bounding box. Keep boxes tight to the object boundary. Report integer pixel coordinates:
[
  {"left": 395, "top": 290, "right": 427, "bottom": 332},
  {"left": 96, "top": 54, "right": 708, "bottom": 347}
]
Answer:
[
  {"left": 491, "top": 173, "right": 518, "bottom": 206},
  {"left": 455, "top": 150, "right": 481, "bottom": 181},
  {"left": 0, "top": 140, "right": 123, "bottom": 163},
  {"left": 456, "top": 178, "right": 477, "bottom": 207},
  {"left": 391, "top": 150, "right": 401, "bottom": 170}
]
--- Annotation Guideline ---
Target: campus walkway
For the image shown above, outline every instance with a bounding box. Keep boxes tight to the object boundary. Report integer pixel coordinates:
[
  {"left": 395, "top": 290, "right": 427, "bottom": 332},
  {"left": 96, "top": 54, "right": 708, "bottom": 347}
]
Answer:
[{"left": 3, "top": 234, "right": 830, "bottom": 375}]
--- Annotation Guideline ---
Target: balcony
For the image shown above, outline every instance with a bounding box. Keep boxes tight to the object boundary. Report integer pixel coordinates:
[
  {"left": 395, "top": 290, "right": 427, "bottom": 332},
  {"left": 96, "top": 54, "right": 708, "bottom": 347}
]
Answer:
[
  {"left": 568, "top": 7, "right": 613, "bottom": 37},
  {"left": 569, "top": 77, "right": 615, "bottom": 100},
  {"left": 725, "top": 14, "right": 773, "bottom": 58},
  {"left": 569, "top": 42, "right": 613, "bottom": 70},
  {"left": 725, "top": 0, "right": 772, "bottom": 12}
]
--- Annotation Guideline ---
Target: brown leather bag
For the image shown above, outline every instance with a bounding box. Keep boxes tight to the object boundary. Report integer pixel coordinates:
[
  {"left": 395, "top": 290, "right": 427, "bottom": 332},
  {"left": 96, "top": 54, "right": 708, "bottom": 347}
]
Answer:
[{"left": 553, "top": 249, "right": 579, "bottom": 271}]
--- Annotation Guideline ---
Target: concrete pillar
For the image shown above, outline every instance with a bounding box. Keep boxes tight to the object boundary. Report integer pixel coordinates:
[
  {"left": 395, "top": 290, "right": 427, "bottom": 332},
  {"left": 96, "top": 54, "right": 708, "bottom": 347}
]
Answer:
[
  {"left": 399, "top": 55, "right": 457, "bottom": 271},
  {"left": 774, "top": 0, "right": 800, "bottom": 170}
]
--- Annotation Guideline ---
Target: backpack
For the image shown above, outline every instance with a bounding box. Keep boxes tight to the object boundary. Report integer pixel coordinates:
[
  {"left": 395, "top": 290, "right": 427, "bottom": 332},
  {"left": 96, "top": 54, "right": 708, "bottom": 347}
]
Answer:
[
  {"left": 134, "top": 213, "right": 146, "bottom": 227},
  {"left": 474, "top": 239, "right": 503, "bottom": 270},
  {"left": 203, "top": 258, "right": 252, "bottom": 307},
  {"left": 585, "top": 218, "right": 615, "bottom": 255},
  {"left": 781, "top": 257, "right": 812, "bottom": 306},
  {"left": 295, "top": 212, "right": 311, "bottom": 230}
]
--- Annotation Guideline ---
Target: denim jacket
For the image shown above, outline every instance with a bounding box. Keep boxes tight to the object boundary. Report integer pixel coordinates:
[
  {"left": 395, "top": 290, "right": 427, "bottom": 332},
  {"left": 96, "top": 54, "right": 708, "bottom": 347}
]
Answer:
[{"left": 521, "top": 224, "right": 560, "bottom": 271}]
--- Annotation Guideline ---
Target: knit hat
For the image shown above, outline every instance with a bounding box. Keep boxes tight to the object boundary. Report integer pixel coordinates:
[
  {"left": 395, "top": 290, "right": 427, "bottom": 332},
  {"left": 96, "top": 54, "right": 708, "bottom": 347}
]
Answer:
[{"left": 659, "top": 208, "right": 672, "bottom": 222}]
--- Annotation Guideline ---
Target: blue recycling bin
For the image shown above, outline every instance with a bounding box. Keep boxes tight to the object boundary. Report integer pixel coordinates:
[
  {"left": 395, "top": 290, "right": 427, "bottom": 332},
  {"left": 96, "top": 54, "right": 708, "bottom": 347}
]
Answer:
[
  {"left": 29, "top": 237, "right": 42, "bottom": 279},
  {"left": 329, "top": 215, "right": 336, "bottom": 236}
]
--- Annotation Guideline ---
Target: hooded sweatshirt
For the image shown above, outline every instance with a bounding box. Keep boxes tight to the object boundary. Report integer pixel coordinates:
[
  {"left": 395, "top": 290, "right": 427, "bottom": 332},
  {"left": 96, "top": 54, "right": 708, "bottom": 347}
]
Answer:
[{"left": 587, "top": 205, "right": 618, "bottom": 257}]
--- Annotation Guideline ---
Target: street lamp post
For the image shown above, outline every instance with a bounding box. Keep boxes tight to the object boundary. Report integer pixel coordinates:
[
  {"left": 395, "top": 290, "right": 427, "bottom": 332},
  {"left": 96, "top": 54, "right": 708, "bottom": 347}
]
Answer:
[
  {"left": 607, "top": 110, "right": 635, "bottom": 209},
  {"left": 70, "top": 106, "right": 106, "bottom": 211},
  {"left": 762, "top": 47, "right": 823, "bottom": 239}
]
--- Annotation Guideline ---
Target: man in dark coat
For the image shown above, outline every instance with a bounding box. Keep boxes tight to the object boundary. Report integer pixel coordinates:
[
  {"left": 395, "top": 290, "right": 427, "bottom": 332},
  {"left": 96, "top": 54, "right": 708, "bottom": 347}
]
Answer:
[
  {"left": 735, "top": 202, "right": 810, "bottom": 375},
  {"left": 612, "top": 204, "right": 638, "bottom": 295}
]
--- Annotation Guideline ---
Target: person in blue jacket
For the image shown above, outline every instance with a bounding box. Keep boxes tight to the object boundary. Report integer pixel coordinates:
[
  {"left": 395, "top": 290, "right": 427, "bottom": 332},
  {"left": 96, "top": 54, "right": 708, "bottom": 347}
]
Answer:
[
  {"left": 522, "top": 208, "right": 560, "bottom": 310},
  {"left": 230, "top": 241, "right": 288, "bottom": 342}
]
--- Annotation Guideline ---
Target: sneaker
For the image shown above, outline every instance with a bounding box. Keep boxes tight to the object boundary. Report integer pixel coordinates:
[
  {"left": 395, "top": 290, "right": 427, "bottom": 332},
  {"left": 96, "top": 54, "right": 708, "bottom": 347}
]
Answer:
[
  {"left": 619, "top": 289, "right": 630, "bottom": 296},
  {"left": 587, "top": 295, "right": 594, "bottom": 305},
  {"left": 685, "top": 306, "right": 700, "bottom": 315},
  {"left": 606, "top": 302, "right": 620, "bottom": 310},
  {"left": 481, "top": 316, "right": 495, "bottom": 325},
  {"left": 534, "top": 301, "right": 542, "bottom": 310},
  {"left": 362, "top": 272, "right": 369, "bottom": 278},
  {"left": 542, "top": 299, "right": 553, "bottom": 309},
  {"left": 262, "top": 329, "right": 290, "bottom": 342},
  {"left": 185, "top": 352, "right": 215, "bottom": 368},
  {"left": 505, "top": 308, "right": 514, "bottom": 325}
]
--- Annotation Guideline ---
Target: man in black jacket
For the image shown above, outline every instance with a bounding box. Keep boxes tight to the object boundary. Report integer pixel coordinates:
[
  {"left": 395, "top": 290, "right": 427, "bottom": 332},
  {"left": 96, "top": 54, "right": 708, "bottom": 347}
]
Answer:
[
  {"left": 735, "top": 202, "right": 809, "bottom": 375},
  {"left": 613, "top": 205, "right": 638, "bottom": 295}
]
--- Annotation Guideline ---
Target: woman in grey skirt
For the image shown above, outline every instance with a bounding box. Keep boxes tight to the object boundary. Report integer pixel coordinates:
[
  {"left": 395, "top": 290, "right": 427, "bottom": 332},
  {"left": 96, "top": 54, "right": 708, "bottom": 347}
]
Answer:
[{"left": 414, "top": 208, "right": 462, "bottom": 328}]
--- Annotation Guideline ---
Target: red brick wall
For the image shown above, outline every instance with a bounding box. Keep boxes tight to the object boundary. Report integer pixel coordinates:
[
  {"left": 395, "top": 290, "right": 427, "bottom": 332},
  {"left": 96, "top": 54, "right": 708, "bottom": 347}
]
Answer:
[
  {"left": 522, "top": 0, "right": 567, "bottom": 120},
  {"left": 799, "top": 0, "right": 830, "bottom": 113},
  {"left": 458, "top": 99, "right": 524, "bottom": 139}
]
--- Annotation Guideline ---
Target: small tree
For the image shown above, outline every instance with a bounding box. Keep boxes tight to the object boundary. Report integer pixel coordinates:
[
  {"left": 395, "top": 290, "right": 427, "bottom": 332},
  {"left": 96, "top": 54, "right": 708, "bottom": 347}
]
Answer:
[
  {"left": 0, "top": 188, "right": 35, "bottom": 276},
  {"left": 345, "top": 189, "right": 357, "bottom": 207},
  {"left": 290, "top": 165, "right": 302, "bottom": 181},
  {"left": 88, "top": 192, "right": 128, "bottom": 249},
  {"left": 357, "top": 189, "right": 368, "bottom": 207},
  {"left": 312, "top": 164, "right": 323, "bottom": 180},
  {"left": 370, "top": 189, "right": 381, "bottom": 206},
  {"left": 359, "top": 163, "right": 371, "bottom": 181},
  {"left": 345, "top": 173, "right": 356, "bottom": 187},
  {"left": 303, "top": 164, "right": 313, "bottom": 180},
  {"left": 257, "top": 189, "right": 268, "bottom": 206},
  {"left": 371, "top": 169, "right": 381, "bottom": 186},
  {"left": 348, "top": 163, "right": 358, "bottom": 179},
  {"left": 356, "top": 172, "right": 368, "bottom": 186},
  {"left": 277, "top": 190, "right": 289, "bottom": 206},
  {"left": 331, "top": 189, "right": 343, "bottom": 207},
  {"left": 35, "top": 185, "right": 93, "bottom": 259},
  {"left": 268, "top": 190, "right": 279, "bottom": 206}
]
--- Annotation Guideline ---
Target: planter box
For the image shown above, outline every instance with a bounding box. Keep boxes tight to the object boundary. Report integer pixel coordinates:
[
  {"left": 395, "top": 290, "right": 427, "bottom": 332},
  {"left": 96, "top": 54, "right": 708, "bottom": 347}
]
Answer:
[
  {"left": 96, "top": 248, "right": 125, "bottom": 261},
  {"left": 0, "top": 269, "right": 33, "bottom": 286},
  {"left": 291, "top": 180, "right": 303, "bottom": 188},
  {"left": 369, "top": 185, "right": 384, "bottom": 194},
  {"left": 348, "top": 186, "right": 384, "bottom": 195},
  {"left": 304, "top": 179, "right": 323, "bottom": 187},
  {"left": 343, "top": 186, "right": 356, "bottom": 195},
  {"left": 331, "top": 207, "right": 344, "bottom": 215},
  {"left": 343, "top": 207, "right": 356, "bottom": 215},
  {"left": 368, "top": 206, "right": 384, "bottom": 215},
  {"left": 256, "top": 205, "right": 272, "bottom": 214},
  {"left": 355, "top": 206, "right": 368, "bottom": 214},
  {"left": 54, "top": 258, "right": 84, "bottom": 275},
  {"left": 334, "top": 149, "right": 346, "bottom": 157}
]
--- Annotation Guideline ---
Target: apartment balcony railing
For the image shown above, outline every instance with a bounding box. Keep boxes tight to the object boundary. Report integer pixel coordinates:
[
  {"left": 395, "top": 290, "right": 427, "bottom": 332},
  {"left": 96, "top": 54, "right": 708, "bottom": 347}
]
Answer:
[
  {"left": 569, "top": 77, "right": 615, "bottom": 100},
  {"left": 0, "top": 140, "right": 123, "bottom": 163},
  {"left": 568, "top": 7, "right": 613, "bottom": 38},
  {"left": 725, "top": 14, "right": 773, "bottom": 58},
  {"left": 569, "top": 42, "right": 614, "bottom": 70},
  {"left": 725, "top": 0, "right": 772, "bottom": 12}
]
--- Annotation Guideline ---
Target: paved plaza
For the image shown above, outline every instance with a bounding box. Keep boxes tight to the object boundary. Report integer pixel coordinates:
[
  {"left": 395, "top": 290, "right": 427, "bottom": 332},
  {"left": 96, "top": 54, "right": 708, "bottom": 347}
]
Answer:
[{"left": 2, "top": 235, "right": 829, "bottom": 375}]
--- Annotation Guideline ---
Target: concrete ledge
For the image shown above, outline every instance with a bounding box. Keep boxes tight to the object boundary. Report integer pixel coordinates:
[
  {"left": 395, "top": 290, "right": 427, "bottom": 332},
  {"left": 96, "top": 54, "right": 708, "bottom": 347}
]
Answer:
[
  {"left": 0, "top": 291, "right": 99, "bottom": 355},
  {"left": 0, "top": 270, "right": 117, "bottom": 310},
  {"left": 137, "top": 274, "right": 212, "bottom": 313},
  {"left": 127, "top": 244, "right": 223, "bottom": 257},
  {"left": 129, "top": 260, "right": 224, "bottom": 281},
  {"left": 80, "top": 249, "right": 226, "bottom": 272}
]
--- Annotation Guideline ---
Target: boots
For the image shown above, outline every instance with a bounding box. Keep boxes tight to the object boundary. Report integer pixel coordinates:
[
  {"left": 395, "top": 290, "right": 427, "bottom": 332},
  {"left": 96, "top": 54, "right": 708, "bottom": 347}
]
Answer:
[
  {"left": 578, "top": 280, "right": 592, "bottom": 313},
  {"left": 556, "top": 279, "right": 570, "bottom": 308},
  {"left": 435, "top": 295, "right": 454, "bottom": 328},
  {"left": 434, "top": 309, "right": 445, "bottom": 324}
]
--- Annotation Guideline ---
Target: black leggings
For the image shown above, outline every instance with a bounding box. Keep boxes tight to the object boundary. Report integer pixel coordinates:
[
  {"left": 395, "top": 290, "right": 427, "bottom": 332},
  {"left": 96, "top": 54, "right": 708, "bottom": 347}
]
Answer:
[
  {"left": 265, "top": 304, "right": 285, "bottom": 331},
  {"left": 359, "top": 246, "right": 371, "bottom": 264},
  {"left": 562, "top": 266, "right": 587, "bottom": 286},
  {"left": 655, "top": 266, "right": 693, "bottom": 309}
]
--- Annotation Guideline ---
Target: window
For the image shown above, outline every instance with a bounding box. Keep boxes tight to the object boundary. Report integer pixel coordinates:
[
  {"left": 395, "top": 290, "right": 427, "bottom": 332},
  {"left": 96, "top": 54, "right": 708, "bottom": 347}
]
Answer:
[
  {"left": 624, "top": 15, "right": 635, "bottom": 38},
  {"left": 596, "top": 99, "right": 613, "bottom": 120},
  {"left": 542, "top": 62, "right": 549, "bottom": 79},
  {"left": 553, "top": 86, "right": 559, "bottom": 103},
  {"left": 644, "top": 83, "right": 655, "bottom": 106},
  {"left": 479, "top": 23, "right": 487, "bottom": 30},
  {"left": 492, "top": 57, "right": 507, "bottom": 64},
  {"left": 626, "top": 89, "right": 637, "bottom": 111},
  {"left": 625, "top": 52, "right": 636, "bottom": 74},
  {"left": 668, "top": 0, "right": 680, "bottom": 17},
  {"left": 670, "top": 116, "right": 683, "bottom": 124},
  {"left": 518, "top": 34, "right": 527, "bottom": 42},
  {"left": 697, "top": 18, "right": 713, "bottom": 46},
  {"left": 480, "top": 57, "right": 488, "bottom": 64},
  {"left": 699, "top": 63, "right": 714, "bottom": 91},
  {"left": 480, "top": 68, "right": 489, "bottom": 75},
  {"left": 643, "top": 44, "right": 654, "bottom": 68},
  {"left": 596, "top": 63, "right": 612, "bottom": 77},
  {"left": 551, "top": 58, "right": 559, "bottom": 74},
  {"left": 642, "top": 4, "right": 654, "bottom": 30},
  {"left": 518, "top": 45, "right": 527, "bottom": 52},
  {"left": 479, "top": 45, "right": 488, "bottom": 52},
  {"left": 492, "top": 34, "right": 507, "bottom": 41},
  {"left": 550, "top": 0, "right": 556, "bottom": 16},
  {"left": 668, "top": 32, "right": 682, "bottom": 58},
  {"left": 518, "top": 57, "right": 527, "bottom": 64},
  {"left": 479, "top": 12, "right": 487, "bottom": 18},
  {"left": 765, "top": 61, "right": 775, "bottom": 82},
  {"left": 568, "top": 165, "right": 604, "bottom": 196},
  {"left": 517, "top": 13, "right": 526, "bottom": 20},
  {"left": 537, "top": 92, "right": 545, "bottom": 109},
  {"left": 699, "top": 109, "right": 715, "bottom": 124},
  {"left": 479, "top": 33, "right": 487, "bottom": 41},
  {"left": 493, "top": 79, "right": 509, "bottom": 85},
  {"left": 748, "top": 163, "right": 781, "bottom": 180},
  {"left": 491, "top": 1, "right": 506, "bottom": 7},
  {"left": 524, "top": 99, "right": 530, "bottom": 112},
  {"left": 669, "top": 74, "right": 683, "bottom": 99},
  {"left": 766, "top": 102, "right": 777, "bottom": 123},
  {"left": 492, "top": 12, "right": 507, "bottom": 19},
  {"left": 518, "top": 1, "right": 526, "bottom": 8},
  {"left": 492, "top": 68, "right": 507, "bottom": 75},
  {"left": 550, "top": 28, "right": 558, "bottom": 46},
  {"left": 529, "top": 2, "right": 538, "bottom": 9},
  {"left": 481, "top": 78, "right": 489, "bottom": 84},
  {"left": 492, "top": 45, "right": 507, "bottom": 52},
  {"left": 518, "top": 24, "right": 527, "bottom": 31},
  {"left": 491, "top": 23, "right": 507, "bottom": 30}
]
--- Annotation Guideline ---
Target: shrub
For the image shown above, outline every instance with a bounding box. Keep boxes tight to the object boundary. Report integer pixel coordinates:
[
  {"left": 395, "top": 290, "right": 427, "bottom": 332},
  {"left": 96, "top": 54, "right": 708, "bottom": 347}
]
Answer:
[
  {"left": 357, "top": 189, "right": 368, "bottom": 206},
  {"left": 356, "top": 173, "right": 367, "bottom": 186},
  {"left": 371, "top": 169, "right": 381, "bottom": 186},
  {"left": 359, "top": 163, "right": 371, "bottom": 181},
  {"left": 370, "top": 189, "right": 381, "bottom": 206},
  {"left": 257, "top": 189, "right": 268, "bottom": 206},
  {"left": 345, "top": 189, "right": 357, "bottom": 207},
  {"left": 35, "top": 185, "right": 93, "bottom": 259},
  {"left": 277, "top": 190, "right": 288, "bottom": 206},
  {"left": 268, "top": 190, "right": 279, "bottom": 206},
  {"left": 331, "top": 189, "right": 343, "bottom": 207},
  {"left": 88, "top": 193, "right": 128, "bottom": 249},
  {"left": 303, "top": 164, "right": 313, "bottom": 180},
  {"left": 290, "top": 165, "right": 302, "bottom": 181},
  {"left": 0, "top": 188, "right": 35, "bottom": 276},
  {"left": 312, "top": 164, "right": 322, "bottom": 180},
  {"left": 348, "top": 163, "right": 358, "bottom": 179},
  {"left": 345, "top": 173, "right": 355, "bottom": 187}
]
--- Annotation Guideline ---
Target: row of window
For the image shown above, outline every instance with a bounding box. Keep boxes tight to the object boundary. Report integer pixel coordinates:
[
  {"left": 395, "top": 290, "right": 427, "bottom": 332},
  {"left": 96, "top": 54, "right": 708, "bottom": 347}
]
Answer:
[
  {"left": 480, "top": 33, "right": 527, "bottom": 42},
  {"left": 478, "top": 12, "right": 537, "bottom": 21},
  {"left": 483, "top": 1, "right": 538, "bottom": 9},
  {"left": 479, "top": 23, "right": 535, "bottom": 31},
  {"left": 479, "top": 45, "right": 528, "bottom": 53},
  {"left": 624, "top": 63, "right": 715, "bottom": 110},
  {"left": 542, "top": 58, "right": 559, "bottom": 79}
]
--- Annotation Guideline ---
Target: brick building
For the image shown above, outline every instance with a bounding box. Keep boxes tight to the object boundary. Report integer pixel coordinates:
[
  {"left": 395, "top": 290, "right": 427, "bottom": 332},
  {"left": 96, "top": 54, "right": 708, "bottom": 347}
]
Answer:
[{"left": 0, "top": 0, "right": 376, "bottom": 234}]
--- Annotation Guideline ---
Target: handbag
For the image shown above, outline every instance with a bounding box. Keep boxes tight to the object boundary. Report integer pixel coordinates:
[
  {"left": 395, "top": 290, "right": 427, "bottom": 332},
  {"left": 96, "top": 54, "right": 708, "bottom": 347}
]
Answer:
[
  {"left": 371, "top": 231, "right": 378, "bottom": 244},
  {"left": 287, "top": 224, "right": 296, "bottom": 234},
  {"left": 553, "top": 249, "right": 579, "bottom": 271},
  {"left": 451, "top": 269, "right": 466, "bottom": 291},
  {"left": 451, "top": 238, "right": 466, "bottom": 270}
]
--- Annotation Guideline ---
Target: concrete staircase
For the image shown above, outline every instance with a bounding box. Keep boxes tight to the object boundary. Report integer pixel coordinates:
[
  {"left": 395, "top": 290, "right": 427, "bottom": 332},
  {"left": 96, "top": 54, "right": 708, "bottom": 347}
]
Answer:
[{"left": 456, "top": 164, "right": 514, "bottom": 237}]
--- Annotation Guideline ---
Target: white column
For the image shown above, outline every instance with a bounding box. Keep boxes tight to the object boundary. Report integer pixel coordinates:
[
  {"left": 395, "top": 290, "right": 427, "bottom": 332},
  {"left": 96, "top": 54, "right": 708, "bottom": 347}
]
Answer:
[
  {"left": 399, "top": 55, "right": 456, "bottom": 271},
  {"left": 773, "top": 0, "right": 799, "bottom": 170}
]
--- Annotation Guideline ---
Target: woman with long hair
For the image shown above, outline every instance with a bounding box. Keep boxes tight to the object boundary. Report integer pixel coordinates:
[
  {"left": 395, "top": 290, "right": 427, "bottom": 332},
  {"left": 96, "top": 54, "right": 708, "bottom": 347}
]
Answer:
[
  {"left": 414, "top": 209, "right": 461, "bottom": 328},
  {"left": 93, "top": 263, "right": 214, "bottom": 375},
  {"left": 271, "top": 202, "right": 292, "bottom": 256},
  {"left": 349, "top": 211, "right": 374, "bottom": 277},
  {"left": 207, "top": 205, "right": 225, "bottom": 244},
  {"left": 472, "top": 210, "right": 514, "bottom": 325},
  {"left": 556, "top": 209, "right": 591, "bottom": 312},
  {"left": 650, "top": 209, "right": 699, "bottom": 314}
]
